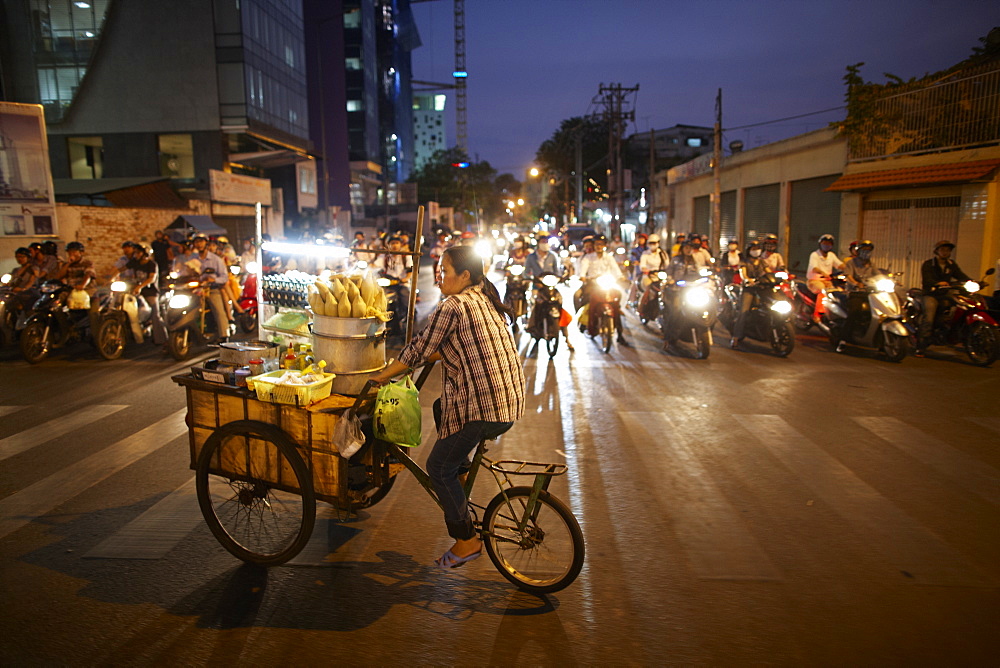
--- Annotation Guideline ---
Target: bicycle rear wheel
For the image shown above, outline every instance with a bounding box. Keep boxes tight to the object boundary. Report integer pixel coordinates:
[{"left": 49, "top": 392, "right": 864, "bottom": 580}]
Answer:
[
  {"left": 482, "top": 486, "right": 585, "bottom": 594},
  {"left": 196, "top": 420, "right": 315, "bottom": 565}
]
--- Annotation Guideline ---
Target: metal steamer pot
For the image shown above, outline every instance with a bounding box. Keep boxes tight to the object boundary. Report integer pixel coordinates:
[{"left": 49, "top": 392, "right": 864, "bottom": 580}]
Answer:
[
  {"left": 216, "top": 340, "right": 280, "bottom": 366},
  {"left": 311, "top": 315, "right": 387, "bottom": 395}
]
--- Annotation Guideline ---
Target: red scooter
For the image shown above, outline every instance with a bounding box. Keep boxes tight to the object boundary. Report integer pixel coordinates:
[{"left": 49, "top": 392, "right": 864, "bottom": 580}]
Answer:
[
  {"left": 237, "top": 270, "right": 259, "bottom": 333},
  {"left": 792, "top": 271, "right": 846, "bottom": 333},
  {"left": 906, "top": 268, "right": 999, "bottom": 366}
]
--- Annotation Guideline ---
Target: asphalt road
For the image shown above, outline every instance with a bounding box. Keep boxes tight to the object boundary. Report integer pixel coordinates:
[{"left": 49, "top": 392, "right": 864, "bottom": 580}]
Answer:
[{"left": 1, "top": 272, "right": 998, "bottom": 666}]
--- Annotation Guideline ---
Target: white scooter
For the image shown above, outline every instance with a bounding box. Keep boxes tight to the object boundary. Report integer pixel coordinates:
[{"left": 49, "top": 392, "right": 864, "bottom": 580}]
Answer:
[{"left": 823, "top": 272, "right": 909, "bottom": 362}]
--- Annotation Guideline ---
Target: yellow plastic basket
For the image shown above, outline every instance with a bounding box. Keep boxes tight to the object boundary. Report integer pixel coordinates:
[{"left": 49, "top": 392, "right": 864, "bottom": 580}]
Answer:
[{"left": 247, "top": 370, "right": 336, "bottom": 406}]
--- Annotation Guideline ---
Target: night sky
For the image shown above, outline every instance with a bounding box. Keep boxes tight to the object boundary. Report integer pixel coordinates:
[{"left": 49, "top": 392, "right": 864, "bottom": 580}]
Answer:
[{"left": 410, "top": 0, "right": 998, "bottom": 176}]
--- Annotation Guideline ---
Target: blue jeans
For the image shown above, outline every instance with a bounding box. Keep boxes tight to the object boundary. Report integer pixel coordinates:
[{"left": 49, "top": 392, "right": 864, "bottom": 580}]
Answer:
[{"left": 426, "top": 419, "right": 513, "bottom": 540}]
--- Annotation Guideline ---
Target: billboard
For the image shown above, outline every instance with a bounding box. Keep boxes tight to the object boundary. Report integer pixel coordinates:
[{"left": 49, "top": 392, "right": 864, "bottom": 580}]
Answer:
[
  {"left": 0, "top": 102, "right": 57, "bottom": 236},
  {"left": 209, "top": 169, "right": 273, "bottom": 206}
]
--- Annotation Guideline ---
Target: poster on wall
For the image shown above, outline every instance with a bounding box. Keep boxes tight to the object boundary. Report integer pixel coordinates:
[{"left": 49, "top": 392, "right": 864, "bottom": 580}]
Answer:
[{"left": 0, "top": 102, "right": 58, "bottom": 237}]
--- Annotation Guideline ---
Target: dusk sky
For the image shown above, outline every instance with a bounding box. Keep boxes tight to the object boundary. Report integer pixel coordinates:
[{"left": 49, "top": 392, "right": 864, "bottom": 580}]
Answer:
[{"left": 410, "top": 0, "right": 998, "bottom": 176}]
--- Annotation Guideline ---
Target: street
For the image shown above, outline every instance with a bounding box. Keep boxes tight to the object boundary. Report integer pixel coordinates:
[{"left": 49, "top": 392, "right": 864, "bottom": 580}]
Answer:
[{"left": 1, "top": 273, "right": 999, "bottom": 666}]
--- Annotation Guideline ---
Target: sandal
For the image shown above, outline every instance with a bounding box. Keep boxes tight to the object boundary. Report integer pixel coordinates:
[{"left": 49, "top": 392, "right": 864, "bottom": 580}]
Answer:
[{"left": 435, "top": 547, "right": 483, "bottom": 570}]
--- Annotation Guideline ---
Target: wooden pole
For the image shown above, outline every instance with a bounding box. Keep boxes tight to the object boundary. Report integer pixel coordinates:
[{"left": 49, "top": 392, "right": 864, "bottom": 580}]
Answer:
[{"left": 405, "top": 205, "right": 425, "bottom": 344}]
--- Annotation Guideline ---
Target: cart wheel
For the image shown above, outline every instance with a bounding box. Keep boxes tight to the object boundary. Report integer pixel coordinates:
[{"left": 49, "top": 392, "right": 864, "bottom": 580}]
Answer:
[
  {"left": 481, "top": 486, "right": 585, "bottom": 594},
  {"left": 196, "top": 420, "right": 316, "bottom": 565}
]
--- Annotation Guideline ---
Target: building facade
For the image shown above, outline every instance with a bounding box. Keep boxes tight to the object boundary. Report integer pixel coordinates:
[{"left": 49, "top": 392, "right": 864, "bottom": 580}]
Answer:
[{"left": 412, "top": 93, "right": 447, "bottom": 170}]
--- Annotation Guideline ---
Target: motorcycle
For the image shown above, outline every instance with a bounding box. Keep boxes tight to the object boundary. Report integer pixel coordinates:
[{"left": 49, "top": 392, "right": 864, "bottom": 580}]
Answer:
[
  {"left": 793, "top": 271, "right": 847, "bottom": 333},
  {"left": 502, "top": 263, "right": 529, "bottom": 334},
  {"left": 581, "top": 273, "right": 623, "bottom": 353},
  {"left": 93, "top": 280, "right": 153, "bottom": 360},
  {"left": 719, "top": 271, "right": 796, "bottom": 357},
  {"left": 906, "top": 268, "right": 999, "bottom": 366},
  {"left": 237, "top": 265, "right": 259, "bottom": 334},
  {"left": 528, "top": 272, "right": 566, "bottom": 357},
  {"left": 0, "top": 273, "right": 32, "bottom": 347},
  {"left": 164, "top": 274, "right": 228, "bottom": 361},
  {"left": 19, "top": 280, "right": 98, "bottom": 364},
  {"left": 658, "top": 269, "right": 719, "bottom": 359},
  {"left": 376, "top": 276, "right": 408, "bottom": 337},
  {"left": 824, "top": 273, "right": 909, "bottom": 362},
  {"left": 637, "top": 270, "right": 668, "bottom": 326}
]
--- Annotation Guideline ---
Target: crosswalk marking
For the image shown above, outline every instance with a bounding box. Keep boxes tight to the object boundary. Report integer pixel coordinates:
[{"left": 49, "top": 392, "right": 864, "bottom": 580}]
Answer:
[
  {"left": 622, "top": 411, "right": 782, "bottom": 581},
  {"left": 0, "top": 404, "right": 128, "bottom": 462},
  {"left": 853, "top": 417, "right": 1000, "bottom": 508},
  {"left": 0, "top": 410, "right": 188, "bottom": 541},
  {"left": 739, "top": 415, "right": 992, "bottom": 587},
  {"left": 84, "top": 477, "right": 201, "bottom": 560}
]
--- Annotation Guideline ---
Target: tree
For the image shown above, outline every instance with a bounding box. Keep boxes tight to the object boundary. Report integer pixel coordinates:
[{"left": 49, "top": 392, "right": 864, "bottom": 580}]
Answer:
[
  {"left": 407, "top": 147, "right": 519, "bottom": 226},
  {"left": 535, "top": 116, "right": 608, "bottom": 218}
]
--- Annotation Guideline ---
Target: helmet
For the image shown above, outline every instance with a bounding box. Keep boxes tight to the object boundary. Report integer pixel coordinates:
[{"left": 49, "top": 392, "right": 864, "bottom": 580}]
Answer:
[
  {"left": 637, "top": 233, "right": 648, "bottom": 241},
  {"left": 818, "top": 234, "right": 835, "bottom": 244},
  {"left": 216, "top": 235, "right": 229, "bottom": 245},
  {"left": 686, "top": 237, "right": 703, "bottom": 248},
  {"left": 934, "top": 240, "right": 955, "bottom": 252},
  {"left": 856, "top": 239, "right": 874, "bottom": 250},
  {"left": 121, "top": 240, "right": 138, "bottom": 249},
  {"left": 582, "top": 235, "right": 594, "bottom": 243},
  {"left": 461, "top": 231, "right": 476, "bottom": 239},
  {"left": 66, "top": 241, "right": 85, "bottom": 252},
  {"left": 746, "top": 241, "right": 762, "bottom": 250},
  {"left": 29, "top": 242, "right": 42, "bottom": 252},
  {"left": 856, "top": 240, "right": 874, "bottom": 259},
  {"left": 763, "top": 233, "right": 778, "bottom": 250},
  {"left": 647, "top": 234, "right": 660, "bottom": 243},
  {"left": 191, "top": 234, "right": 208, "bottom": 242},
  {"left": 42, "top": 240, "right": 58, "bottom": 255},
  {"left": 387, "top": 235, "right": 402, "bottom": 244},
  {"left": 676, "top": 232, "right": 687, "bottom": 239},
  {"left": 592, "top": 234, "right": 608, "bottom": 244},
  {"left": 15, "top": 247, "right": 31, "bottom": 257}
]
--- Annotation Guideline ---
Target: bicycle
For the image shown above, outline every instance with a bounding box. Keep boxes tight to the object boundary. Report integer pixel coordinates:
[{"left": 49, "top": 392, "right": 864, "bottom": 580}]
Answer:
[{"left": 184, "top": 363, "right": 586, "bottom": 595}]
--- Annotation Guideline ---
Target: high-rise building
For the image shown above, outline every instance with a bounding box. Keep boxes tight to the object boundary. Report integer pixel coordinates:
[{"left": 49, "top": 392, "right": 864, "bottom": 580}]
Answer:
[{"left": 412, "top": 93, "right": 447, "bottom": 170}]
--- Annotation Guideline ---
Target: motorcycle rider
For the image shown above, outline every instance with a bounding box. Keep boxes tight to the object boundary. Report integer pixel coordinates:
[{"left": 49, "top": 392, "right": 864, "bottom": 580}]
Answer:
[
  {"left": 806, "top": 234, "right": 845, "bottom": 324},
  {"left": 374, "top": 234, "right": 413, "bottom": 309},
  {"left": 661, "top": 238, "right": 705, "bottom": 349},
  {"left": 127, "top": 245, "right": 167, "bottom": 345},
  {"left": 7, "top": 247, "right": 41, "bottom": 311},
  {"left": 188, "top": 234, "right": 231, "bottom": 340},
  {"left": 761, "top": 234, "right": 785, "bottom": 272},
  {"left": 637, "top": 234, "right": 671, "bottom": 311},
  {"left": 917, "top": 240, "right": 972, "bottom": 356},
  {"left": 508, "top": 235, "right": 530, "bottom": 266},
  {"left": 831, "top": 239, "right": 880, "bottom": 353},
  {"left": 524, "top": 236, "right": 573, "bottom": 350},
  {"left": 688, "top": 233, "right": 713, "bottom": 269},
  {"left": 114, "top": 241, "right": 139, "bottom": 279},
  {"left": 670, "top": 232, "right": 687, "bottom": 258},
  {"left": 730, "top": 241, "right": 772, "bottom": 349},
  {"left": 30, "top": 242, "right": 61, "bottom": 281},
  {"left": 578, "top": 234, "right": 628, "bottom": 345},
  {"left": 719, "top": 238, "right": 743, "bottom": 285}
]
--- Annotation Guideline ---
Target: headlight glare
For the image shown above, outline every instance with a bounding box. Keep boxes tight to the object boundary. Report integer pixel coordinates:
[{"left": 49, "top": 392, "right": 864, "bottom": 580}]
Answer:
[{"left": 168, "top": 294, "right": 191, "bottom": 309}]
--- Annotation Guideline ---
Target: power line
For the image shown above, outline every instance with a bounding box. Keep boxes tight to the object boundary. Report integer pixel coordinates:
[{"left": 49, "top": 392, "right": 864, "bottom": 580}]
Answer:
[{"left": 724, "top": 105, "right": 845, "bottom": 132}]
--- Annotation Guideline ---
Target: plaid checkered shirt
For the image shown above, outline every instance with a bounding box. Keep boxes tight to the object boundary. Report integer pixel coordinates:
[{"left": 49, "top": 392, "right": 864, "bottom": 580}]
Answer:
[{"left": 398, "top": 283, "right": 525, "bottom": 439}]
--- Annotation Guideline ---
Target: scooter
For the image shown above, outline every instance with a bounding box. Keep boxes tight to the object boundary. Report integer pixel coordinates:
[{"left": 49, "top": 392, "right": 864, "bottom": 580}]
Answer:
[
  {"left": 502, "top": 263, "right": 529, "bottom": 334},
  {"left": 19, "top": 280, "right": 97, "bottom": 364},
  {"left": 659, "top": 270, "right": 719, "bottom": 359},
  {"left": 906, "top": 268, "right": 999, "bottom": 366},
  {"left": 94, "top": 280, "right": 153, "bottom": 360},
  {"left": 824, "top": 272, "right": 909, "bottom": 362},
  {"left": 584, "top": 273, "right": 623, "bottom": 354},
  {"left": 237, "top": 268, "right": 259, "bottom": 334},
  {"left": 793, "top": 272, "right": 847, "bottom": 332},
  {"left": 719, "top": 271, "right": 796, "bottom": 357},
  {"left": 164, "top": 274, "right": 227, "bottom": 361},
  {"left": 0, "top": 274, "right": 33, "bottom": 347},
  {"left": 527, "top": 272, "right": 566, "bottom": 357},
  {"left": 637, "top": 271, "right": 668, "bottom": 326}
]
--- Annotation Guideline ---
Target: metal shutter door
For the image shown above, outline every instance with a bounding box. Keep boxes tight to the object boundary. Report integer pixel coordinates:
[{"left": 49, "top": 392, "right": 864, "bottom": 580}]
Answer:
[
  {"left": 744, "top": 184, "right": 780, "bottom": 242},
  {"left": 862, "top": 196, "right": 960, "bottom": 289},
  {"left": 789, "top": 175, "right": 842, "bottom": 273},
  {"left": 719, "top": 190, "right": 737, "bottom": 252},
  {"left": 693, "top": 195, "right": 710, "bottom": 236}
]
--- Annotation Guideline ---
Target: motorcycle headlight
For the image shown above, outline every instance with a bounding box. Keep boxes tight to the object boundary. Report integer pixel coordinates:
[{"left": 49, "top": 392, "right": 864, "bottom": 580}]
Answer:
[
  {"left": 656, "top": 271, "right": 668, "bottom": 281},
  {"left": 186, "top": 281, "right": 200, "bottom": 289},
  {"left": 559, "top": 249, "right": 569, "bottom": 258},
  {"left": 596, "top": 274, "right": 616, "bottom": 290},
  {"left": 699, "top": 267, "right": 713, "bottom": 277},
  {"left": 376, "top": 277, "right": 391, "bottom": 287},
  {"left": 770, "top": 300, "right": 792, "bottom": 314},
  {"left": 168, "top": 271, "right": 179, "bottom": 279},
  {"left": 509, "top": 264, "right": 525, "bottom": 276},
  {"left": 168, "top": 294, "right": 191, "bottom": 309},
  {"left": 875, "top": 278, "right": 895, "bottom": 293},
  {"left": 110, "top": 281, "right": 127, "bottom": 292},
  {"left": 963, "top": 280, "right": 980, "bottom": 293},
  {"left": 474, "top": 240, "right": 492, "bottom": 259},
  {"left": 775, "top": 271, "right": 788, "bottom": 280},
  {"left": 684, "top": 287, "right": 710, "bottom": 308},
  {"left": 0, "top": 273, "right": 10, "bottom": 285},
  {"left": 230, "top": 265, "right": 241, "bottom": 275},
  {"left": 245, "top": 261, "right": 260, "bottom": 274},
  {"left": 541, "top": 275, "right": 560, "bottom": 287},
  {"left": 616, "top": 247, "right": 625, "bottom": 255}
]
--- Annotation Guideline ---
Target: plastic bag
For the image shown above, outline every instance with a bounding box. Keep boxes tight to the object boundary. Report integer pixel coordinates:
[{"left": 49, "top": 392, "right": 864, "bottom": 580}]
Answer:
[
  {"left": 334, "top": 411, "right": 365, "bottom": 459},
  {"left": 374, "top": 375, "right": 422, "bottom": 447}
]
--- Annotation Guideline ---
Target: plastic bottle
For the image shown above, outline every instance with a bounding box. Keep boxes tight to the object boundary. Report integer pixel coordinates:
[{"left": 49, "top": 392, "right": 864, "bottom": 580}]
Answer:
[{"left": 283, "top": 347, "right": 297, "bottom": 370}]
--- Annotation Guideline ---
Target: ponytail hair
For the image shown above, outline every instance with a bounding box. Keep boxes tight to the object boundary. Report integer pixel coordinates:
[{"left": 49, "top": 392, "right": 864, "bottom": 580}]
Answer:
[{"left": 444, "top": 245, "right": 513, "bottom": 322}]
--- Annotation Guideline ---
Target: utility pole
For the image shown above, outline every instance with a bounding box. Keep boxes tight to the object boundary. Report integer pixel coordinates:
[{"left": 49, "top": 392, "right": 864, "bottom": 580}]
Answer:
[
  {"left": 594, "top": 83, "right": 639, "bottom": 238},
  {"left": 712, "top": 88, "right": 722, "bottom": 254},
  {"left": 648, "top": 128, "right": 655, "bottom": 234}
]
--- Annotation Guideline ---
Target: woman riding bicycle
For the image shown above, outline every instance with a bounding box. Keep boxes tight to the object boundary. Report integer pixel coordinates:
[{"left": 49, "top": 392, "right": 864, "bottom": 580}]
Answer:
[{"left": 369, "top": 245, "right": 526, "bottom": 569}]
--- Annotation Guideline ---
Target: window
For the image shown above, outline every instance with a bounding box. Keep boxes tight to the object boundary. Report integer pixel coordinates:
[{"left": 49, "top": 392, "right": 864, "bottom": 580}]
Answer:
[
  {"left": 298, "top": 164, "right": 316, "bottom": 194},
  {"left": 67, "top": 136, "right": 103, "bottom": 179},
  {"left": 686, "top": 138, "right": 702, "bottom": 147},
  {"left": 158, "top": 134, "right": 195, "bottom": 179},
  {"left": 344, "top": 8, "right": 361, "bottom": 29},
  {"left": 346, "top": 57, "right": 362, "bottom": 70},
  {"left": 346, "top": 100, "right": 362, "bottom": 112}
]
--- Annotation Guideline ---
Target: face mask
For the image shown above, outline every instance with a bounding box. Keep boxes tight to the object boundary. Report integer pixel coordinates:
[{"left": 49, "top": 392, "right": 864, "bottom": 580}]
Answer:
[
  {"left": 728, "top": 244, "right": 738, "bottom": 251},
  {"left": 648, "top": 243, "right": 658, "bottom": 248},
  {"left": 820, "top": 243, "right": 833, "bottom": 252},
  {"left": 858, "top": 249, "right": 872, "bottom": 260},
  {"left": 537, "top": 243, "right": 548, "bottom": 252},
  {"left": 749, "top": 249, "right": 762, "bottom": 258}
]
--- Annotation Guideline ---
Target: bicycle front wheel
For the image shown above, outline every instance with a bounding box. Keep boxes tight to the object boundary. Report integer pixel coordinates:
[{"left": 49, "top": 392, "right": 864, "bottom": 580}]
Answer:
[
  {"left": 196, "top": 420, "right": 316, "bottom": 565},
  {"left": 482, "top": 486, "right": 585, "bottom": 594}
]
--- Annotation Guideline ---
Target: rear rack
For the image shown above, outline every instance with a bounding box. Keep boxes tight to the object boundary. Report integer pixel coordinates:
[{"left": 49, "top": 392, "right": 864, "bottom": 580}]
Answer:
[{"left": 488, "top": 460, "right": 568, "bottom": 477}]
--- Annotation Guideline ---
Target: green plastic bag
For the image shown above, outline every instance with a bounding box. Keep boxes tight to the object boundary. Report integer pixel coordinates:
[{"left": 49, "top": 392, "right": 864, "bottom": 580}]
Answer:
[{"left": 374, "top": 376, "right": 422, "bottom": 447}]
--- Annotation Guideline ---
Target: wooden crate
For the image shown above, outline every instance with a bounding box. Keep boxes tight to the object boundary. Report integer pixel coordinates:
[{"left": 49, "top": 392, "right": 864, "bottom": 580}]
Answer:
[{"left": 175, "top": 375, "right": 348, "bottom": 505}]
